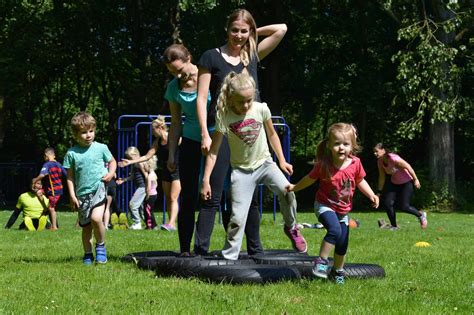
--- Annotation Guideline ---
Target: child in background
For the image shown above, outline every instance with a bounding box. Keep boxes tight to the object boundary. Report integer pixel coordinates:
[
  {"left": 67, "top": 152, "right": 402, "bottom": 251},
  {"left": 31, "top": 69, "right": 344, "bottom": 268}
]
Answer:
[
  {"left": 31, "top": 147, "right": 67, "bottom": 230},
  {"left": 287, "top": 123, "right": 379, "bottom": 284},
  {"left": 143, "top": 156, "right": 159, "bottom": 230},
  {"left": 63, "top": 112, "right": 116, "bottom": 265},
  {"left": 119, "top": 117, "right": 180, "bottom": 232},
  {"left": 104, "top": 169, "right": 127, "bottom": 230},
  {"left": 5, "top": 180, "right": 50, "bottom": 231},
  {"left": 116, "top": 146, "right": 147, "bottom": 230},
  {"left": 200, "top": 71, "right": 307, "bottom": 260}
]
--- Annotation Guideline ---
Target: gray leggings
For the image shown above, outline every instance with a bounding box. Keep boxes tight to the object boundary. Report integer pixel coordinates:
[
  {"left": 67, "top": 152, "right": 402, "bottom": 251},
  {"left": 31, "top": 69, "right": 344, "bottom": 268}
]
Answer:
[{"left": 222, "top": 159, "right": 297, "bottom": 260}]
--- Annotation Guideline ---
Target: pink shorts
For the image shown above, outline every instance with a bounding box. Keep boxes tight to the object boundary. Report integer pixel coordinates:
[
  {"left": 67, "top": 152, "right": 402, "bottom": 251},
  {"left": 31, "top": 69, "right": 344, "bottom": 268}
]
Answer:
[{"left": 48, "top": 195, "right": 61, "bottom": 209}]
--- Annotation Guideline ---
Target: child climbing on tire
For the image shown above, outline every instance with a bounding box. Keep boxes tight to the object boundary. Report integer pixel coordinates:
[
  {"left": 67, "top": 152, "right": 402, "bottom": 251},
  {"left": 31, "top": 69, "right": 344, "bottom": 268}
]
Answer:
[{"left": 287, "top": 123, "right": 379, "bottom": 284}]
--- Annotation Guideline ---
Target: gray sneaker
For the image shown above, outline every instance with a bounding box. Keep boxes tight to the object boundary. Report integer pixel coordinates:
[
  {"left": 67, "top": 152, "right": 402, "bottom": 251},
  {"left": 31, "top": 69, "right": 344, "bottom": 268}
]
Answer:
[{"left": 312, "top": 257, "right": 329, "bottom": 279}]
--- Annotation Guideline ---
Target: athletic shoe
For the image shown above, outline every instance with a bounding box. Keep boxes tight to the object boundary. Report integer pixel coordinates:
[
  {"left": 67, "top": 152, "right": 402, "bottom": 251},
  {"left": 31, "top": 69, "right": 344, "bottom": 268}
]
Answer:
[
  {"left": 83, "top": 253, "right": 94, "bottom": 265},
  {"left": 283, "top": 225, "right": 308, "bottom": 253},
  {"left": 110, "top": 213, "right": 119, "bottom": 229},
  {"left": 329, "top": 269, "right": 346, "bottom": 285},
  {"left": 312, "top": 257, "right": 329, "bottom": 279},
  {"left": 160, "top": 224, "right": 177, "bottom": 232},
  {"left": 419, "top": 211, "right": 428, "bottom": 229},
  {"left": 95, "top": 244, "right": 107, "bottom": 264},
  {"left": 378, "top": 219, "right": 387, "bottom": 228},
  {"left": 129, "top": 223, "right": 142, "bottom": 230}
]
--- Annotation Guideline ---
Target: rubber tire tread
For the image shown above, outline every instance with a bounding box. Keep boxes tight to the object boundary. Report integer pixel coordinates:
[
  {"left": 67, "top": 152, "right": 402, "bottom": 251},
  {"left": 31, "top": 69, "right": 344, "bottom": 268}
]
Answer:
[
  {"left": 151, "top": 256, "right": 257, "bottom": 277},
  {"left": 343, "top": 263, "right": 385, "bottom": 279},
  {"left": 121, "top": 250, "right": 179, "bottom": 263},
  {"left": 209, "top": 249, "right": 308, "bottom": 259},
  {"left": 196, "top": 265, "right": 301, "bottom": 284},
  {"left": 252, "top": 255, "right": 384, "bottom": 279}
]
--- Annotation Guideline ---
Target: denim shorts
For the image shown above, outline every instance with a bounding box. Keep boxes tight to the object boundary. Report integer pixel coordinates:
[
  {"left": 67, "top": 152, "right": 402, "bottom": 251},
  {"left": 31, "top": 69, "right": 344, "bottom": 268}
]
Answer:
[{"left": 314, "top": 201, "right": 349, "bottom": 226}]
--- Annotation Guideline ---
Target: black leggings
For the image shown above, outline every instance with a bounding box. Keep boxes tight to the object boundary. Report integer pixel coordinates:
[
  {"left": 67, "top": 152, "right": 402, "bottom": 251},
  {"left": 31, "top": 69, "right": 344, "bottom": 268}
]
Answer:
[
  {"left": 194, "top": 137, "right": 262, "bottom": 255},
  {"left": 383, "top": 180, "right": 420, "bottom": 227}
]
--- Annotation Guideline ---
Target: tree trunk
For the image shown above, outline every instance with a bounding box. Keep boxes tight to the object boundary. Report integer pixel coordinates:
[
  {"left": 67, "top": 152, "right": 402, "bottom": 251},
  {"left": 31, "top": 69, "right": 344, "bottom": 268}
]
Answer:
[
  {"left": 428, "top": 0, "right": 456, "bottom": 193},
  {"left": 428, "top": 122, "right": 455, "bottom": 192}
]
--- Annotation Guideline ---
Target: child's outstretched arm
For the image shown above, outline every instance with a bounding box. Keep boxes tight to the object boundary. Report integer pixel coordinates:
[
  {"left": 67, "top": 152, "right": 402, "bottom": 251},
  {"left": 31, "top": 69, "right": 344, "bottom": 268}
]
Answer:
[
  {"left": 264, "top": 119, "right": 292, "bottom": 176},
  {"left": 357, "top": 179, "right": 379, "bottom": 208},
  {"left": 200, "top": 132, "right": 224, "bottom": 201},
  {"left": 286, "top": 174, "right": 316, "bottom": 193},
  {"left": 118, "top": 143, "right": 157, "bottom": 168}
]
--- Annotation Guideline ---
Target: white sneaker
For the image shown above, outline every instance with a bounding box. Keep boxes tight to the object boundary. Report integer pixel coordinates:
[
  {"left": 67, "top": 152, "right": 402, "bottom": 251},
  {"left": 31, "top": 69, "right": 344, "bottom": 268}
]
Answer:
[{"left": 129, "top": 223, "right": 142, "bottom": 230}]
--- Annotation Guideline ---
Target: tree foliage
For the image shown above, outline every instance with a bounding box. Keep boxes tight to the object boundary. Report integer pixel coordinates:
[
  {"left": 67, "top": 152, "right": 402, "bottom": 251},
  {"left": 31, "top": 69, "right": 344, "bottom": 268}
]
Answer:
[{"left": 0, "top": 0, "right": 472, "bottom": 207}]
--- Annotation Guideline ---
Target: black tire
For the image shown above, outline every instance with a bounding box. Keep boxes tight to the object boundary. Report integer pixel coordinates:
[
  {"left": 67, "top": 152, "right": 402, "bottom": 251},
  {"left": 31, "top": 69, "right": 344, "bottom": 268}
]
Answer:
[
  {"left": 253, "top": 254, "right": 384, "bottom": 279},
  {"left": 121, "top": 250, "right": 179, "bottom": 264},
  {"left": 252, "top": 254, "right": 334, "bottom": 278},
  {"left": 197, "top": 265, "right": 301, "bottom": 284},
  {"left": 151, "top": 256, "right": 257, "bottom": 277},
  {"left": 209, "top": 249, "right": 308, "bottom": 259},
  {"left": 344, "top": 263, "right": 385, "bottom": 279}
]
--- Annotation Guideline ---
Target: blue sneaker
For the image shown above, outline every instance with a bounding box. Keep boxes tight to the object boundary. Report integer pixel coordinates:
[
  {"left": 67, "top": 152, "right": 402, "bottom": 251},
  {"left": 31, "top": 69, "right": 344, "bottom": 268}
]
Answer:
[
  {"left": 330, "top": 269, "right": 345, "bottom": 285},
  {"left": 312, "top": 257, "right": 329, "bottom": 279},
  {"left": 95, "top": 244, "right": 107, "bottom": 264},
  {"left": 83, "top": 253, "right": 94, "bottom": 265}
]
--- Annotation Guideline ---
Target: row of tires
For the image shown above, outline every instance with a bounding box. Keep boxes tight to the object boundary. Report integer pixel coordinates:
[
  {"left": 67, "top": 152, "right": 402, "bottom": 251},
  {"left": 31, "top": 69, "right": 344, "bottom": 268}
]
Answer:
[{"left": 122, "top": 250, "right": 385, "bottom": 284}]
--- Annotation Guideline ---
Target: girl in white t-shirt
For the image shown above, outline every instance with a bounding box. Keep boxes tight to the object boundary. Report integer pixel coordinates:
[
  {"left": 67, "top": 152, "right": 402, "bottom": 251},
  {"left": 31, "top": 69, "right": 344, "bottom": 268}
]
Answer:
[{"left": 200, "top": 71, "right": 307, "bottom": 260}]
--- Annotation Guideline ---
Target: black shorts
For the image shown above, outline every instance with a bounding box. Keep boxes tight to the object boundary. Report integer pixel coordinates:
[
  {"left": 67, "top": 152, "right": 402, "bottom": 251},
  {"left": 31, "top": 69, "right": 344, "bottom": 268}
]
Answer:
[{"left": 160, "top": 166, "right": 179, "bottom": 182}]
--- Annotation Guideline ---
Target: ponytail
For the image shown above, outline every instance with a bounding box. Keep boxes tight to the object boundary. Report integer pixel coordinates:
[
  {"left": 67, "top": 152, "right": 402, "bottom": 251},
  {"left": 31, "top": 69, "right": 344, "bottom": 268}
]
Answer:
[{"left": 216, "top": 71, "right": 256, "bottom": 133}]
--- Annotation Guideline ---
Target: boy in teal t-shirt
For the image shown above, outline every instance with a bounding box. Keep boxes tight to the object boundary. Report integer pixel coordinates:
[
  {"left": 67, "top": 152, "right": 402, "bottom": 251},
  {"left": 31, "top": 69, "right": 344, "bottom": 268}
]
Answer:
[{"left": 63, "top": 112, "right": 117, "bottom": 265}]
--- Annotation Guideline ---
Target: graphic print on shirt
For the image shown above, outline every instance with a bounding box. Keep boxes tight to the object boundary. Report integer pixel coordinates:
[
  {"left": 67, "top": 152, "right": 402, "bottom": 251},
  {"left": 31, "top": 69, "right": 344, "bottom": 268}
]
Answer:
[
  {"left": 328, "top": 178, "right": 352, "bottom": 207},
  {"left": 229, "top": 119, "right": 262, "bottom": 147}
]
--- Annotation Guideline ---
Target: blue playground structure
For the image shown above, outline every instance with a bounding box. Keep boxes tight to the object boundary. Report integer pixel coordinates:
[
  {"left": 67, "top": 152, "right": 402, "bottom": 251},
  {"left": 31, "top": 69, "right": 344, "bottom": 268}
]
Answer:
[{"left": 116, "top": 114, "right": 291, "bottom": 223}]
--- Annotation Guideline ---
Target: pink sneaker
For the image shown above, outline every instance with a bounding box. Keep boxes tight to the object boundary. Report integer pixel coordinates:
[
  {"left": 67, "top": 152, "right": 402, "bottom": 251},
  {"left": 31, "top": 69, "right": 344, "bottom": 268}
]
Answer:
[
  {"left": 419, "top": 211, "right": 428, "bottom": 229},
  {"left": 283, "top": 225, "right": 308, "bottom": 253}
]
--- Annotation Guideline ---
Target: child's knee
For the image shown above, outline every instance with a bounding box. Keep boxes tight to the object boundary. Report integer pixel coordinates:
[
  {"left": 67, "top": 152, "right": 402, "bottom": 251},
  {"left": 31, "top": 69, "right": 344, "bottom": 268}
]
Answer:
[{"left": 325, "top": 225, "right": 342, "bottom": 243}]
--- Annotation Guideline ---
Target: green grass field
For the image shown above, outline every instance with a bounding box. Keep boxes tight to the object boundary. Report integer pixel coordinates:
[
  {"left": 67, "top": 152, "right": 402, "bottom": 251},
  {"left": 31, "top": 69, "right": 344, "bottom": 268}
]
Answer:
[{"left": 0, "top": 209, "right": 472, "bottom": 314}]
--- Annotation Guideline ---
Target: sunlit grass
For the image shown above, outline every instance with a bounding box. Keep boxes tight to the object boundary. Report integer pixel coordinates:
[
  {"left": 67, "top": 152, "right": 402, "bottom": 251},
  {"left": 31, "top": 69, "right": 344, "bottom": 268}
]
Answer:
[{"left": 0, "top": 210, "right": 472, "bottom": 314}]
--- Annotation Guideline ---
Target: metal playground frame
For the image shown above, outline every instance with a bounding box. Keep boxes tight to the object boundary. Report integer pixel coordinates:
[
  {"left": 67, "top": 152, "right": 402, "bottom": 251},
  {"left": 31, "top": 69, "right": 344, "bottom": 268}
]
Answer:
[{"left": 116, "top": 114, "right": 291, "bottom": 223}]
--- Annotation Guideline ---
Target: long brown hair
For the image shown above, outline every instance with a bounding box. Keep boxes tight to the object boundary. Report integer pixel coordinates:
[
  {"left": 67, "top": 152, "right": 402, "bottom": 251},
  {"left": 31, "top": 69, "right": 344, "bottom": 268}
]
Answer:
[{"left": 162, "top": 44, "right": 192, "bottom": 64}]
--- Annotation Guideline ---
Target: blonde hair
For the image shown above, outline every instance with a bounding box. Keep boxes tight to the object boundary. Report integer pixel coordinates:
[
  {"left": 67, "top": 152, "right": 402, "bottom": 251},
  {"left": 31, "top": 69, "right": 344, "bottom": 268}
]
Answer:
[
  {"left": 70, "top": 112, "right": 96, "bottom": 135},
  {"left": 226, "top": 9, "right": 258, "bottom": 67},
  {"left": 316, "top": 123, "right": 361, "bottom": 178},
  {"left": 152, "top": 116, "right": 168, "bottom": 132},
  {"left": 124, "top": 146, "right": 140, "bottom": 159},
  {"left": 144, "top": 155, "right": 158, "bottom": 172},
  {"left": 216, "top": 71, "right": 256, "bottom": 132}
]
